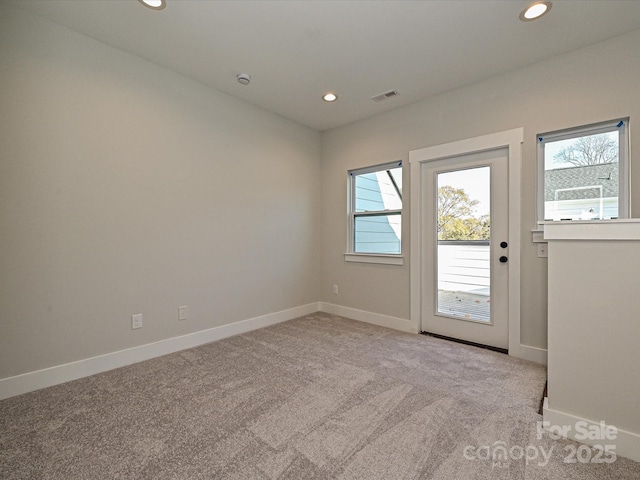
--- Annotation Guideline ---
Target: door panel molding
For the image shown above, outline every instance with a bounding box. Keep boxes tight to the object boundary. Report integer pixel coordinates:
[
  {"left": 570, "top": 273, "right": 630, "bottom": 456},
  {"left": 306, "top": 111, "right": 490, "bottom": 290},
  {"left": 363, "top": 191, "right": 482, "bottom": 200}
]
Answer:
[{"left": 409, "top": 128, "right": 523, "bottom": 357}]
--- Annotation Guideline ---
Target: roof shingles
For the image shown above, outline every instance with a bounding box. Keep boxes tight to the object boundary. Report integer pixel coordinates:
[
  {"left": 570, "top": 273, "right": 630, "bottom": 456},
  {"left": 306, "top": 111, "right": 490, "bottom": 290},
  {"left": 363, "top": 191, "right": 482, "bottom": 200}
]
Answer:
[{"left": 544, "top": 162, "right": 618, "bottom": 201}]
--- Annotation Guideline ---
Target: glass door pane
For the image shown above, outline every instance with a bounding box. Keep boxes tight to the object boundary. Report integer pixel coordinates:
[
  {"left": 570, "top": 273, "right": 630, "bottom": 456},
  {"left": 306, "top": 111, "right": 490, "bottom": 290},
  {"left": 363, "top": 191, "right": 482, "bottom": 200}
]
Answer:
[{"left": 436, "top": 166, "right": 491, "bottom": 322}]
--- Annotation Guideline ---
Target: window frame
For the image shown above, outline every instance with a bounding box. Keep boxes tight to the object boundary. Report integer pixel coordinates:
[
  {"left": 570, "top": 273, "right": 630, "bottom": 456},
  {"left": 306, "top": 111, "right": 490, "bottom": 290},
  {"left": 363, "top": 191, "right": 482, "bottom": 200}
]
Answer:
[
  {"left": 536, "top": 118, "right": 630, "bottom": 224},
  {"left": 345, "top": 161, "right": 403, "bottom": 265}
]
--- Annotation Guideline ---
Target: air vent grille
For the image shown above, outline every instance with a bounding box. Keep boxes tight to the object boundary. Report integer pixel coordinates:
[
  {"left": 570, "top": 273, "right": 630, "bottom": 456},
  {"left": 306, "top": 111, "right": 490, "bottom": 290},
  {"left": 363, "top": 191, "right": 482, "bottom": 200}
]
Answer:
[{"left": 371, "top": 90, "right": 399, "bottom": 102}]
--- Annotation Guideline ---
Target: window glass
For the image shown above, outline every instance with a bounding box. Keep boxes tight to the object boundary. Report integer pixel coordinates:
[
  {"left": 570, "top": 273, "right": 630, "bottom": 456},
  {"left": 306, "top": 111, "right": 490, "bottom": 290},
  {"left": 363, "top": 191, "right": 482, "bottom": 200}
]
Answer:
[
  {"left": 354, "top": 214, "right": 401, "bottom": 254},
  {"left": 349, "top": 163, "right": 402, "bottom": 255},
  {"left": 354, "top": 169, "right": 402, "bottom": 212},
  {"left": 538, "top": 120, "right": 628, "bottom": 221}
]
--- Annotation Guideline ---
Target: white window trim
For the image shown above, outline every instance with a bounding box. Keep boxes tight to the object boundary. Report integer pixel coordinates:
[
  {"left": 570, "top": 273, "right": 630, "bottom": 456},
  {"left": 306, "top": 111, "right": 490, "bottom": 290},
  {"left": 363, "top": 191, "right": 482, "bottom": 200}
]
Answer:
[
  {"left": 536, "top": 118, "right": 630, "bottom": 224},
  {"left": 346, "top": 160, "right": 403, "bottom": 264},
  {"left": 344, "top": 253, "right": 404, "bottom": 265}
]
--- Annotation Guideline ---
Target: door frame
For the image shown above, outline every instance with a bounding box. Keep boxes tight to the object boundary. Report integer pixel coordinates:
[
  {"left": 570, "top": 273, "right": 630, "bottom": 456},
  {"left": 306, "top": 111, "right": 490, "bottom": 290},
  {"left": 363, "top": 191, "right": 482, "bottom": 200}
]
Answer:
[{"left": 409, "top": 128, "right": 523, "bottom": 357}]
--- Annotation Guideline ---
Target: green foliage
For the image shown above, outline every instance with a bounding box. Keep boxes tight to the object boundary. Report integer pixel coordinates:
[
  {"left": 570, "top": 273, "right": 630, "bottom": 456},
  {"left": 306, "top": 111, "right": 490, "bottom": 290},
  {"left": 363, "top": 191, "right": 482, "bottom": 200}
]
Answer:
[{"left": 437, "top": 185, "right": 490, "bottom": 240}]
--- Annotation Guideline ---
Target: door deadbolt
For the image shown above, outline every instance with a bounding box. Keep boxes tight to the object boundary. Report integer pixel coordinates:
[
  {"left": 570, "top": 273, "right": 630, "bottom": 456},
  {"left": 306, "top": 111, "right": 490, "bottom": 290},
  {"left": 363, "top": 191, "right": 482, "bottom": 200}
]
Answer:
[{"left": 500, "top": 241, "right": 508, "bottom": 248}]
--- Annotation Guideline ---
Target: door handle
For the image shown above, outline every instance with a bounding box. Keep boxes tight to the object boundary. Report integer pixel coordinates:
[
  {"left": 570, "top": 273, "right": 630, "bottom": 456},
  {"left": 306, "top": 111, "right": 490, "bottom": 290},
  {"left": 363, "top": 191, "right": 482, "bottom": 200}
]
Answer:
[{"left": 499, "top": 256, "right": 508, "bottom": 263}]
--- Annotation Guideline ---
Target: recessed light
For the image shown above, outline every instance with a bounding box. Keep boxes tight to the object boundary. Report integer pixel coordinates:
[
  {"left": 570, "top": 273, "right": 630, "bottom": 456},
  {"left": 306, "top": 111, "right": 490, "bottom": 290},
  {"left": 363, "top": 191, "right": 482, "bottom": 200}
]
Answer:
[
  {"left": 520, "top": 1, "right": 551, "bottom": 21},
  {"left": 138, "top": 0, "right": 166, "bottom": 10},
  {"left": 323, "top": 92, "right": 338, "bottom": 102}
]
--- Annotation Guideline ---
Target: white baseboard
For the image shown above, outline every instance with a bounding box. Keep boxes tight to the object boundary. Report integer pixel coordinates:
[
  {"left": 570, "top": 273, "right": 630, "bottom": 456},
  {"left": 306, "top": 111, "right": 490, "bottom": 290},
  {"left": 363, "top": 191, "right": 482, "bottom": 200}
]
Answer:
[
  {"left": 319, "top": 302, "right": 417, "bottom": 333},
  {"left": 0, "top": 301, "right": 546, "bottom": 400},
  {"left": 319, "top": 304, "right": 546, "bottom": 363},
  {"left": 0, "top": 302, "right": 320, "bottom": 400},
  {"left": 517, "top": 344, "right": 548, "bottom": 365},
  {"left": 543, "top": 398, "right": 640, "bottom": 462}
]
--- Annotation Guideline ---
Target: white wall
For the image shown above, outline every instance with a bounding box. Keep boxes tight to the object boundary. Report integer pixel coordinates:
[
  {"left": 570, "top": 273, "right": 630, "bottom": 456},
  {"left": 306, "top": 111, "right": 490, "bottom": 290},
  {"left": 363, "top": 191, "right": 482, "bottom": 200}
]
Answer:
[
  {"left": 4, "top": 2, "right": 640, "bottom": 386},
  {"left": 320, "top": 28, "right": 640, "bottom": 352},
  {"left": 0, "top": 5, "right": 322, "bottom": 380},
  {"left": 544, "top": 221, "right": 640, "bottom": 461}
]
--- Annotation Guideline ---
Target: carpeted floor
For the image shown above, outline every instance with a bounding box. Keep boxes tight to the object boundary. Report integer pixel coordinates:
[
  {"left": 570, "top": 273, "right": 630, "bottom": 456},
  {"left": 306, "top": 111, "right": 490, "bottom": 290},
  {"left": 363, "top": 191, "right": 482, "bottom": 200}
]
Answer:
[{"left": 1, "top": 312, "right": 639, "bottom": 479}]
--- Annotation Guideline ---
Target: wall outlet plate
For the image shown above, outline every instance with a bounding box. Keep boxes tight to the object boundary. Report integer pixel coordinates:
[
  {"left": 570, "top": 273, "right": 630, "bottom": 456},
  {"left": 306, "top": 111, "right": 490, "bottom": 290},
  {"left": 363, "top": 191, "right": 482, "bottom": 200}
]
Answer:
[
  {"left": 132, "top": 313, "right": 143, "bottom": 329},
  {"left": 537, "top": 243, "right": 548, "bottom": 258},
  {"left": 178, "top": 306, "right": 188, "bottom": 321}
]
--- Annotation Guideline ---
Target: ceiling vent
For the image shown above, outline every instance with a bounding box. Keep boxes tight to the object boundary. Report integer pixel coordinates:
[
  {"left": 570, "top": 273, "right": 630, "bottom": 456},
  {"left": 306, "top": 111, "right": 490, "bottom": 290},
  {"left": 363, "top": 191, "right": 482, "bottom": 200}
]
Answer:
[{"left": 371, "top": 90, "right": 399, "bottom": 102}]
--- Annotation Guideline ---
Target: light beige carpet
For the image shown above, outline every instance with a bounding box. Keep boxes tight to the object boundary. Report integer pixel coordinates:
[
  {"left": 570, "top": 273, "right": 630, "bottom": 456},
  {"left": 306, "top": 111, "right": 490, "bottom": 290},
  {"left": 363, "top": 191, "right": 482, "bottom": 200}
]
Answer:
[{"left": 1, "top": 312, "right": 638, "bottom": 479}]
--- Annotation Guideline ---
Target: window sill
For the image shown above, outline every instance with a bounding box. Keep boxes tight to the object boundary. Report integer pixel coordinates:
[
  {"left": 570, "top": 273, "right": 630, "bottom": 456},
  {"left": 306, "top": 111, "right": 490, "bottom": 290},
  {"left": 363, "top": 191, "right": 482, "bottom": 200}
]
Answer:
[
  {"left": 534, "top": 219, "right": 633, "bottom": 242},
  {"left": 543, "top": 219, "right": 640, "bottom": 241},
  {"left": 344, "top": 253, "right": 404, "bottom": 265}
]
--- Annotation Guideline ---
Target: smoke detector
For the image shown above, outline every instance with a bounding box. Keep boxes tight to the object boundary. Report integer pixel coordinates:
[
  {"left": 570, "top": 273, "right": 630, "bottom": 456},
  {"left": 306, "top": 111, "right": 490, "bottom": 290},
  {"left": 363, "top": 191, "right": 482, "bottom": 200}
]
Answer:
[{"left": 236, "top": 73, "right": 251, "bottom": 86}]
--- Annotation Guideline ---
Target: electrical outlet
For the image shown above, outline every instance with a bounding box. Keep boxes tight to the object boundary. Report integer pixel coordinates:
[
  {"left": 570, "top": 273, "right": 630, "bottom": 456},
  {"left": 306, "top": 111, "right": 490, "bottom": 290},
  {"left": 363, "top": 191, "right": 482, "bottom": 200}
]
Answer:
[
  {"left": 178, "top": 306, "right": 188, "bottom": 321},
  {"left": 332, "top": 284, "right": 339, "bottom": 295},
  {"left": 131, "top": 313, "right": 143, "bottom": 330}
]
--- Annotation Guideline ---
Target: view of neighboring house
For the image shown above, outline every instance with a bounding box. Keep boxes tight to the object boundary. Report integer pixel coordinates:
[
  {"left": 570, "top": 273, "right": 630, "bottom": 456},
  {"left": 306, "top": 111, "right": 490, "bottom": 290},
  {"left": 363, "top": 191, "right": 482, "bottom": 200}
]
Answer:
[
  {"left": 353, "top": 169, "right": 402, "bottom": 254},
  {"left": 544, "top": 162, "right": 619, "bottom": 220}
]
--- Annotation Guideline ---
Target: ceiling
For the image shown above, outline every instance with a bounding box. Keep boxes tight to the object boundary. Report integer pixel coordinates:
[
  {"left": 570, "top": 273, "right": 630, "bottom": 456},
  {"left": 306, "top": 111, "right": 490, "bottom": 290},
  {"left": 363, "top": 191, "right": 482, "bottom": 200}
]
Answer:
[{"left": 11, "top": 0, "right": 640, "bottom": 131}]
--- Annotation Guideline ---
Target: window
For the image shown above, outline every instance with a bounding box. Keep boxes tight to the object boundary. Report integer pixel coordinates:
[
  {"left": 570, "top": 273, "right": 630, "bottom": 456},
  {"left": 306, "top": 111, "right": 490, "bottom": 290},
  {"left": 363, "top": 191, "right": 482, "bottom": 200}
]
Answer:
[
  {"left": 346, "top": 161, "right": 402, "bottom": 263},
  {"left": 537, "top": 119, "right": 629, "bottom": 222}
]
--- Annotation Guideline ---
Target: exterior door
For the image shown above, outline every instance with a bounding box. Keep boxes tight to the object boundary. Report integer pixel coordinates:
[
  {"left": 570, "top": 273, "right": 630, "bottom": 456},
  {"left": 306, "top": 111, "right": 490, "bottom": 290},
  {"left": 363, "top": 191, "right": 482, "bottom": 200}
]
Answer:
[{"left": 422, "top": 147, "right": 509, "bottom": 350}]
